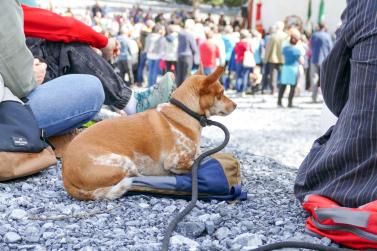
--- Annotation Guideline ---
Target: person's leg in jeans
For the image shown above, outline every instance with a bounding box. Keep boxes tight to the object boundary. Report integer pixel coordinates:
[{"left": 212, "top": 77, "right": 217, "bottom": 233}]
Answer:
[
  {"left": 148, "top": 59, "right": 159, "bottom": 87},
  {"left": 27, "top": 74, "right": 105, "bottom": 137},
  {"left": 261, "top": 63, "right": 271, "bottom": 94},
  {"left": 153, "top": 59, "right": 161, "bottom": 86},
  {"left": 176, "top": 57, "right": 184, "bottom": 86},
  {"left": 242, "top": 67, "right": 251, "bottom": 93},
  {"left": 136, "top": 52, "right": 147, "bottom": 84},
  {"left": 235, "top": 62, "right": 243, "bottom": 92}
]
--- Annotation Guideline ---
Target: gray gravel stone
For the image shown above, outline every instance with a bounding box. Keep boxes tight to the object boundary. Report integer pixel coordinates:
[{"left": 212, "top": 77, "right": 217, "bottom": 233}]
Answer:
[
  {"left": 21, "top": 183, "right": 33, "bottom": 191},
  {"left": 205, "top": 221, "right": 215, "bottom": 235},
  {"left": 42, "top": 232, "right": 55, "bottom": 239},
  {"left": 22, "top": 225, "right": 40, "bottom": 242},
  {"left": 5, "top": 232, "right": 21, "bottom": 243},
  {"left": 214, "top": 227, "right": 231, "bottom": 240},
  {"left": 231, "top": 233, "right": 263, "bottom": 249},
  {"left": 164, "top": 205, "right": 177, "bottom": 213},
  {"left": 171, "top": 234, "right": 199, "bottom": 249},
  {"left": 177, "top": 222, "right": 205, "bottom": 238},
  {"left": 9, "top": 209, "right": 27, "bottom": 220}
]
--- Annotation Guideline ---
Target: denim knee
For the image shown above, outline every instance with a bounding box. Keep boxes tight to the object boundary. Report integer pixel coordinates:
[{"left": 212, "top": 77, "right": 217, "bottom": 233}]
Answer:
[{"left": 80, "top": 74, "right": 105, "bottom": 112}]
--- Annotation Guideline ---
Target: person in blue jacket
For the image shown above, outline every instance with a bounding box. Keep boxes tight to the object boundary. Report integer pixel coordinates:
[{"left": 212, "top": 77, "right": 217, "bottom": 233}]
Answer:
[{"left": 277, "top": 31, "right": 304, "bottom": 108}]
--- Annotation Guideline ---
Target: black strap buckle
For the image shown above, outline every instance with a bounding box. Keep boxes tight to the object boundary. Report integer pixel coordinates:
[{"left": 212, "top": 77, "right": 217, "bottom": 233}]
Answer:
[{"left": 199, "top": 116, "right": 208, "bottom": 127}]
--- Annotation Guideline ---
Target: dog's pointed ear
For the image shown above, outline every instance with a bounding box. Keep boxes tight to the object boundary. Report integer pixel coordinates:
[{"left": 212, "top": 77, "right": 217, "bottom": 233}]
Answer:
[
  {"left": 203, "top": 66, "right": 225, "bottom": 85},
  {"left": 194, "top": 64, "right": 204, "bottom": 75}
]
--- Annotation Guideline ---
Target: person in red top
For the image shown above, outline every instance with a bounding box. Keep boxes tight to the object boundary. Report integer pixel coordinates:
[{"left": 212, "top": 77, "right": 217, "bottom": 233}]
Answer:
[
  {"left": 234, "top": 29, "right": 253, "bottom": 94},
  {"left": 199, "top": 29, "right": 220, "bottom": 75}
]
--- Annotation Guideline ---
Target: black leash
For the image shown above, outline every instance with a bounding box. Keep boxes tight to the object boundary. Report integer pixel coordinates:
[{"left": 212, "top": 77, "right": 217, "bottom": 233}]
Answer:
[
  {"left": 162, "top": 98, "right": 350, "bottom": 251},
  {"left": 162, "top": 99, "right": 230, "bottom": 251},
  {"left": 250, "top": 241, "right": 350, "bottom": 251}
]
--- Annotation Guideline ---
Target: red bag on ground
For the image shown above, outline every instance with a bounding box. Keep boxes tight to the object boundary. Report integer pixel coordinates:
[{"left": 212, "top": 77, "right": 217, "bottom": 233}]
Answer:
[{"left": 303, "top": 194, "right": 377, "bottom": 249}]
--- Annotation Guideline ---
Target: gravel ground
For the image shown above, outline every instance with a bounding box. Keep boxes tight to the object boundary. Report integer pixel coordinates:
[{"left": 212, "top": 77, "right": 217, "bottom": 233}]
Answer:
[{"left": 0, "top": 93, "right": 340, "bottom": 250}]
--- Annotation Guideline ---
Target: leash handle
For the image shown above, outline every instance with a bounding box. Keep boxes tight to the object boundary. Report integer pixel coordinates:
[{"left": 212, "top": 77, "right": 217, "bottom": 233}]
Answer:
[{"left": 161, "top": 120, "right": 230, "bottom": 251}]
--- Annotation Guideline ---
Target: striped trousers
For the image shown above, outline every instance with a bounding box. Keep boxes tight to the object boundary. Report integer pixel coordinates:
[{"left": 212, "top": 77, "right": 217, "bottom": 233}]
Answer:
[{"left": 295, "top": 22, "right": 377, "bottom": 207}]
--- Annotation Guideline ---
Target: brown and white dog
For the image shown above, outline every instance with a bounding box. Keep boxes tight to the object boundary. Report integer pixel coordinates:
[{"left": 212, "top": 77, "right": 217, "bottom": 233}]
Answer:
[{"left": 62, "top": 66, "right": 236, "bottom": 200}]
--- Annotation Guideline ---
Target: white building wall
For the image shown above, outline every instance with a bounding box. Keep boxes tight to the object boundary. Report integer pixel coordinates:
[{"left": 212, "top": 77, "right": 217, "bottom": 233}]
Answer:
[{"left": 254, "top": 0, "right": 347, "bottom": 33}]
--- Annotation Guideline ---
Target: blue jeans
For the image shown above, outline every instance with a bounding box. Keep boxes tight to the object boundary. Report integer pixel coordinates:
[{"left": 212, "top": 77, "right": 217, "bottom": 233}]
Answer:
[
  {"left": 235, "top": 63, "right": 251, "bottom": 93},
  {"left": 136, "top": 52, "right": 147, "bottom": 84},
  {"left": 204, "top": 67, "right": 215, "bottom": 75},
  {"left": 147, "top": 59, "right": 160, "bottom": 87},
  {"left": 27, "top": 74, "right": 105, "bottom": 137}
]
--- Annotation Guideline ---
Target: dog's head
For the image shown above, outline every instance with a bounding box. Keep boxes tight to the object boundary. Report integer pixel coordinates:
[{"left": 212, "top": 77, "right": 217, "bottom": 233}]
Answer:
[{"left": 172, "top": 66, "right": 237, "bottom": 117}]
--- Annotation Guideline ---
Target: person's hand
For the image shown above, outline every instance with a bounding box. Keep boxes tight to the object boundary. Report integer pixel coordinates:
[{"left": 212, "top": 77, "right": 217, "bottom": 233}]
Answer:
[
  {"left": 33, "top": 59, "right": 47, "bottom": 85},
  {"left": 101, "top": 38, "right": 120, "bottom": 61}
]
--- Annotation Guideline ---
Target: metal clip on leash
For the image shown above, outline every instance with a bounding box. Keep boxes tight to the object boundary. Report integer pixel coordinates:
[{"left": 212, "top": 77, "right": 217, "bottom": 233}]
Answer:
[{"left": 163, "top": 99, "right": 350, "bottom": 251}]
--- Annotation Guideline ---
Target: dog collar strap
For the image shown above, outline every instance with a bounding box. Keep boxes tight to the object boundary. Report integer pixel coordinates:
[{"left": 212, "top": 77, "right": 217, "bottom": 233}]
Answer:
[{"left": 169, "top": 98, "right": 208, "bottom": 127}]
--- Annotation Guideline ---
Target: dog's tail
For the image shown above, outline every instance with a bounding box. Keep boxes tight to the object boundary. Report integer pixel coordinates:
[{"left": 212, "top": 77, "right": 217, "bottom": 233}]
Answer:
[{"left": 63, "top": 176, "right": 133, "bottom": 201}]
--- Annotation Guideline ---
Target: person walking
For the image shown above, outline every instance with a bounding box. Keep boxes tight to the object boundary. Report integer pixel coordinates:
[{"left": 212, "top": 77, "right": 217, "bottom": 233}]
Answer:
[
  {"left": 310, "top": 22, "right": 333, "bottom": 102},
  {"left": 176, "top": 19, "right": 199, "bottom": 86},
  {"left": 222, "top": 25, "right": 236, "bottom": 89},
  {"left": 145, "top": 24, "right": 164, "bottom": 87},
  {"left": 161, "top": 25, "right": 179, "bottom": 74},
  {"left": 234, "top": 29, "right": 253, "bottom": 95},
  {"left": 277, "top": 31, "right": 304, "bottom": 107},
  {"left": 199, "top": 29, "right": 220, "bottom": 75},
  {"left": 262, "top": 21, "right": 288, "bottom": 95},
  {"left": 135, "top": 20, "right": 154, "bottom": 85},
  {"left": 117, "top": 26, "right": 134, "bottom": 86}
]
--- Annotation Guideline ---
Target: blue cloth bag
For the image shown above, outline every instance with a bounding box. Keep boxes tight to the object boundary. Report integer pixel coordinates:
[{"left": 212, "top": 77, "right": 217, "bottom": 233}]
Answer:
[{"left": 127, "top": 153, "right": 247, "bottom": 201}]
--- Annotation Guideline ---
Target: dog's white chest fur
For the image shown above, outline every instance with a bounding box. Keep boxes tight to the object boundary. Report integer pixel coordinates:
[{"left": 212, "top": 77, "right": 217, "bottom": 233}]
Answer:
[{"left": 163, "top": 123, "right": 198, "bottom": 174}]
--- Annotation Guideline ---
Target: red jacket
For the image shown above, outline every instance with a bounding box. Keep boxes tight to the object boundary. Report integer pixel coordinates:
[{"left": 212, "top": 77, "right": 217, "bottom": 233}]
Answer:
[
  {"left": 22, "top": 5, "right": 108, "bottom": 49},
  {"left": 234, "top": 40, "right": 251, "bottom": 63},
  {"left": 199, "top": 40, "right": 220, "bottom": 68}
]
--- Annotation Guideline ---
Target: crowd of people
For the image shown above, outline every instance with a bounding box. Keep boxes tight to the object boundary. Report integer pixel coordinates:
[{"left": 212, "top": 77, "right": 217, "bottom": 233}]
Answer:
[{"left": 55, "top": 1, "right": 334, "bottom": 108}]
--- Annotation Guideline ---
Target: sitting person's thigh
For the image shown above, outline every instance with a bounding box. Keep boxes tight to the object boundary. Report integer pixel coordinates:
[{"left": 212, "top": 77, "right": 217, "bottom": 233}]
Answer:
[{"left": 26, "top": 74, "right": 104, "bottom": 137}]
